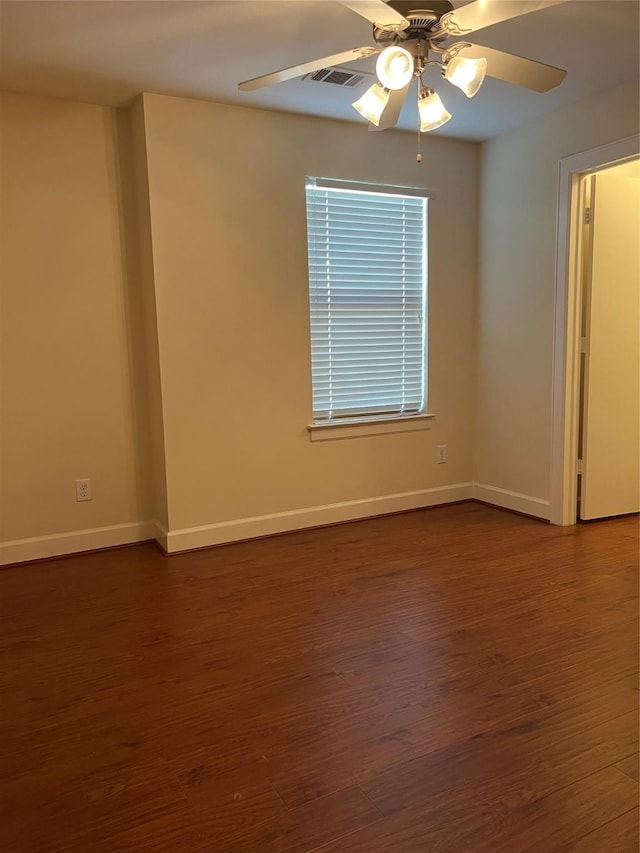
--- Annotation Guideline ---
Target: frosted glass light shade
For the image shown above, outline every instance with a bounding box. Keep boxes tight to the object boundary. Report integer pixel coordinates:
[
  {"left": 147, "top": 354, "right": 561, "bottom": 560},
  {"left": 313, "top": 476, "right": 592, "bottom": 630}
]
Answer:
[
  {"left": 444, "top": 54, "right": 487, "bottom": 98},
  {"left": 418, "top": 88, "right": 452, "bottom": 132},
  {"left": 376, "top": 46, "right": 414, "bottom": 90},
  {"left": 352, "top": 83, "right": 391, "bottom": 125}
]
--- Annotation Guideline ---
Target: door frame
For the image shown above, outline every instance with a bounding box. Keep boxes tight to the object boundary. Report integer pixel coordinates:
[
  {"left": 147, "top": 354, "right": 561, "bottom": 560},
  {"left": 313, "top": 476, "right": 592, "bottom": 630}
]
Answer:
[{"left": 549, "top": 134, "right": 640, "bottom": 526}]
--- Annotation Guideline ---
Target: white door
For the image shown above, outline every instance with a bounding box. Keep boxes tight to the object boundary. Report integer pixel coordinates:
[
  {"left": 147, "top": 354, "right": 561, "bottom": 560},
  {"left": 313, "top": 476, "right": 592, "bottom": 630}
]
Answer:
[{"left": 580, "top": 166, "right": 640, "bottom": 520}]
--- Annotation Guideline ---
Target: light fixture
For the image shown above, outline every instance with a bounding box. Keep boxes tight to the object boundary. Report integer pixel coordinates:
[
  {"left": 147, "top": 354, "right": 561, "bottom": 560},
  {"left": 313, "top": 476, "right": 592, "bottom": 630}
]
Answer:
[
  {"left": 352, "top": 83, "right": 391, "bottom": 126},
  {"left": 443, "top": 54, "right": 487, "bottom": 98},
  {"left": 376, "top": 45, "right": 414, "bottom": 90},
  {"left": 417, "top": 87, "right": 452, "bottom": 132},
  {"left": 349, "top": 43, "right": 488, "bottom": 147}
]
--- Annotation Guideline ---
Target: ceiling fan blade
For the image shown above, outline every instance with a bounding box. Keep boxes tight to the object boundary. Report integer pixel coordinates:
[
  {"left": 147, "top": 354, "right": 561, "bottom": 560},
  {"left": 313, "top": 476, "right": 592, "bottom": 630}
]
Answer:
[
  {"left": 442, "top": 1, "right": 568, "bottom": 36},
  {"left": 458, "top": 43, "right": 567, "bottom": 92},
  {"left": 340, "top": 1, "right": 409, "bottom": 31},
  {"left": 368, "top": 83, "right": 411, "bottom": 131},
  {"left": 238, "top": 46, "right": 378, "bottom": 92}
]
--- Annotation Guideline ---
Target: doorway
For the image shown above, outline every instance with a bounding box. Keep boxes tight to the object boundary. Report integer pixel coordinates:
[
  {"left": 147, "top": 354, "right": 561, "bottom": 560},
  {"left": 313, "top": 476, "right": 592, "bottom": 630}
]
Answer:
[
  {"left": 578, "top": 163, "right": 639, "bottom": 520},
  {"left": 550, "top": 134, "right": 640, "bottom": 526}
]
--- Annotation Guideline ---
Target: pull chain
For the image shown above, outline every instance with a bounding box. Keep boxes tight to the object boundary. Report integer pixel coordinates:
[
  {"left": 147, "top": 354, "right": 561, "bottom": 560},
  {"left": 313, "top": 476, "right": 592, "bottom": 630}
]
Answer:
[{"left": 416, "top": 75, "right": 423, "bottom": 163}]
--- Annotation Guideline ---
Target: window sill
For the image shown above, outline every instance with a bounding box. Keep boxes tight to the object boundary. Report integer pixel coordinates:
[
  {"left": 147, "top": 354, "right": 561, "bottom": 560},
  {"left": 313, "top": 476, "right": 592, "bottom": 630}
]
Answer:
[{"left": 307, "top": 413, "right": 435, "bottom": 442}]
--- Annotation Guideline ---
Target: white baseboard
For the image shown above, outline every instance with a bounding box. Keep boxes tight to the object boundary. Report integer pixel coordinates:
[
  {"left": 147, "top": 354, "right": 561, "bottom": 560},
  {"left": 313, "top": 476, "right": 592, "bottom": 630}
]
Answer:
[
  {"left": 472, "top": 482, "right": 550, "bottom": 520},
  {"left": 150, "top": 519, "right": 168, "bottom": 553},
  {"left": 0, "top": 521, "right": 155, "bottom": 566},
  {"left": 0, "top": 482, "right": 551, "bottom": 565},
  {"left": 165, "top": 483, "right": 474, "bottom": 553}
]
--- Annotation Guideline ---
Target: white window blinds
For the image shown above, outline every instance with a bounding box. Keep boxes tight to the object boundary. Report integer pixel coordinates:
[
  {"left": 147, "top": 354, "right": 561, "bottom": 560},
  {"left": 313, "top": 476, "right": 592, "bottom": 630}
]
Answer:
[{"left": 305, "top": 179, "right": 428, "bottom": 422}]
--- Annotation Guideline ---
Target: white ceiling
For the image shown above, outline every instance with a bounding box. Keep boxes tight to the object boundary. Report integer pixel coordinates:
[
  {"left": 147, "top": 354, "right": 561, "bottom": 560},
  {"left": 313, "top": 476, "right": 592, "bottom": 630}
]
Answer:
[{"left": 0, "top": 0, "right": 638, "bottom": 140}]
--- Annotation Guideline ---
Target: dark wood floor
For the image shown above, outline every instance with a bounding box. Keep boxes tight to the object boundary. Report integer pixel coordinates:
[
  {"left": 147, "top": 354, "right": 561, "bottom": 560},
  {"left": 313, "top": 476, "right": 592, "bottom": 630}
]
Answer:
[{"left": 1, "top": 502, "right": 638, "bottom": 852}]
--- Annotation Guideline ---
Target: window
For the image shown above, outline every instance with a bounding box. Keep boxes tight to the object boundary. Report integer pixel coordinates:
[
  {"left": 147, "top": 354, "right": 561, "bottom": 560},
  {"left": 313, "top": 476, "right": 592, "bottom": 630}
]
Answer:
[{"left": 305, "top": 178, "right": 429, "bottom": 427}]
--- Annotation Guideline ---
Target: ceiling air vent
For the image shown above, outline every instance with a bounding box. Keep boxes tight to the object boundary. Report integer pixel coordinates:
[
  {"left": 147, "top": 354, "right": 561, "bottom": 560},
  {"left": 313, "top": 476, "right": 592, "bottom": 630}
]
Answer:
[{"left": 303, "top": 67, "right": 367, "bottom": 87}]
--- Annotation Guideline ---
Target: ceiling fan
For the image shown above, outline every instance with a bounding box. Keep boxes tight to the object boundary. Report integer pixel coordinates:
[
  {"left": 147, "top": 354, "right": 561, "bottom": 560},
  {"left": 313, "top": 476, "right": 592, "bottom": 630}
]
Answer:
[{"left": 238, "top": 0, "right": 568, "bottom": 133}]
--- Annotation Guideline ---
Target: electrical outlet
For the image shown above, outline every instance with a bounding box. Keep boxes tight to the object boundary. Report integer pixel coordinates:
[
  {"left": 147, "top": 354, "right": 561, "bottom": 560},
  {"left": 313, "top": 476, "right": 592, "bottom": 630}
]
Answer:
[
  {"left": 75, "top": 478, "right": 92, "bottom": 502},
  {"left": 436, "top": 445, "right": 447, "bottom": 464}
]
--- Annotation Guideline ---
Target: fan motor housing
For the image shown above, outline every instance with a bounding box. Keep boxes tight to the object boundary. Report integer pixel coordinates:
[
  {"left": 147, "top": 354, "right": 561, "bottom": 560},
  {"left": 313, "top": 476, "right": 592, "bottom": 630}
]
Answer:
[
  {"left": 387, "top": 0, "right": 453, "bottom": 17},
  {"left": 374, "top": 2, "right": 454, "bottom": 47}
]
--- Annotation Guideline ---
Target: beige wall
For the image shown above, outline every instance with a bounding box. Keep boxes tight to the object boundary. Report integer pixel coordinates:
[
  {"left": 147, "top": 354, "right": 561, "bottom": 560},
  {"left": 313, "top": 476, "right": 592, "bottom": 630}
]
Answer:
[
  {"left": 0, "top": 93, "right": 147, "bottom": 553},
  {"left": 139, "top": 94, "right": 478, "bottom": 537},
  {"left": 119, "top": 100, "right": 169, "bottom": 530},
  {"left": 475, "top": 79, "right": 639, "bottom": 507}
]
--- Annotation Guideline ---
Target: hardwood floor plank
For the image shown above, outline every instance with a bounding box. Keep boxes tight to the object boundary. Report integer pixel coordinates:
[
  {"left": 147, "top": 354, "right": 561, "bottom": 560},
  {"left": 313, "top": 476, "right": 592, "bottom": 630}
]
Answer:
[
  {"left": 101, "top": 772, "right": 290, "bottom": 852},
  {"left": 0, "top": 762, "right": 87, "bottom": 823},
  {"left": 265, "top": 671, "right": 638, "bottom": 808},
  {"left": 357, "top": 703, "right": 637, "bottom": 817},
  {"left": 2, "top": 778, "right": 190, "bottom": 853},
  {"left": 176, "top": 760, "right": 287, "bottom": 833},
  {"left": 614, "top": 753, "right": 640, "bottom": 782},
  {"left": 314, "top": 782, "right": 503, "bottom": 853},
  {"left": 562, "top": 807, "right": 639, "bottom": 852},
  {"left": 195, "top": 785, "right": 382, "bottom": 853},
  {"left": 463, "top": 765, "right": 639, "bottom": 852}
]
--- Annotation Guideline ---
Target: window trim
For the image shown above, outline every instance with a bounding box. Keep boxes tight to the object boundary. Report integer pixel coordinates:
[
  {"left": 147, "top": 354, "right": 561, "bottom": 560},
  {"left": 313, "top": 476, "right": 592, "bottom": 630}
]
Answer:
[
  {"left": 309, "top": 176, "right": 436, "bottom": 200},
  {"left": 307, "top": 412, "right": 435, "bottom": 442}
]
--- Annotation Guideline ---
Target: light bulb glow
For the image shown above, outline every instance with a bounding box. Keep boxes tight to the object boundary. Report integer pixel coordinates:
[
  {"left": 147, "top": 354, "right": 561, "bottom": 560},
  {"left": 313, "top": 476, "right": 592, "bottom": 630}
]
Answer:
[
  {"left": 376, "top": 46, "right": 414, "bottom": 90},
  {"left": 444, "top": 54, "right": 487, "bottom": 98},
  {"left": 352, "top": 83, "right": 391, "bottom": 126},
  {"left": 418, "top": 88, "right": 452, "bottom": 132}
]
